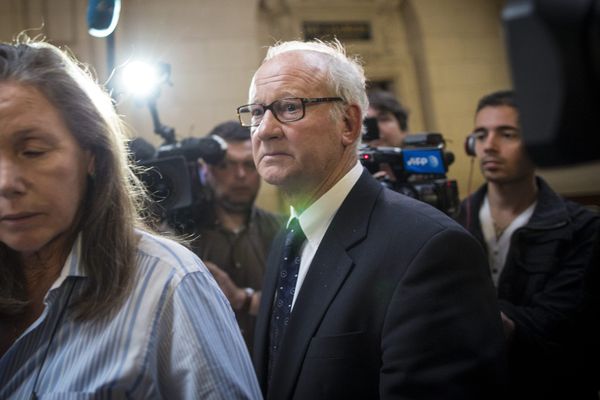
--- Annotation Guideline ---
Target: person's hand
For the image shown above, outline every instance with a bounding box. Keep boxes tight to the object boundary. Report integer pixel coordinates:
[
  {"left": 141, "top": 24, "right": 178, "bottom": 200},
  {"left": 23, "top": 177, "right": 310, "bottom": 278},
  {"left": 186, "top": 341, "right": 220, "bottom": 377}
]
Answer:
[
  {"left": 372, "top": 163, "right": 396, "bottom": 182},
  {"left": 373, "top": 170, "right": 390, "bottom": 180},
  {"left": 248, "top": 291, "right": 261, "bottom": 316},
  {"left": 203, "top": 261, "right": 260, "bottom": 314},
  {"left": 204, "top": 261, "right": 246, "bottom": 309},
  {"left": 500, "top": 312, "right": 516, "bottom": 340}
]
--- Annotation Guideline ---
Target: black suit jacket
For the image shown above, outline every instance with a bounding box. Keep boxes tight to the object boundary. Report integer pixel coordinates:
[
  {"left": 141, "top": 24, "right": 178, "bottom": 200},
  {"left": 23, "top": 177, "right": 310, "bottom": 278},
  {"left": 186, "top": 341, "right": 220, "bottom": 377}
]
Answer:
[
  {"left": 457, "top": 177, "right": 600, "bottom": 399},
  {"left": 254, "top": 170, "right": 507, "bottom": 399}
]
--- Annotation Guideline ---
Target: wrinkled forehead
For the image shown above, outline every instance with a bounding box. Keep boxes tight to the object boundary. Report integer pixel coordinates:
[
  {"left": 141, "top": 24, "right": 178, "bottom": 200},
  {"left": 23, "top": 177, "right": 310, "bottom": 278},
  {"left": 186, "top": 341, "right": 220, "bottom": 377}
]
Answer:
[
  {"left": 249, "top": 51, "right": 330, "bottom": 101},
  {"left": 0, "top": 82, "right": 67, "bottom": 133}
]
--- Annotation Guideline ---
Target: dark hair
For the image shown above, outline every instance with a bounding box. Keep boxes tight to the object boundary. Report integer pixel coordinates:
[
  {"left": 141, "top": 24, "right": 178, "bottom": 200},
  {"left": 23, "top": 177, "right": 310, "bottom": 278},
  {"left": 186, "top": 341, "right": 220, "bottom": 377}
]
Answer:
[
  {"left": 476, "top": 90, "right": 517, "bottom": 113},
  {"left": 367, "top": 90, "right": 409, "bottom": 131},
  {"left": 208, "top": 120, "right": 251, "bottom": 142},
  {"left": 0, "top": 37, "right": 149, "bottom": 319}
]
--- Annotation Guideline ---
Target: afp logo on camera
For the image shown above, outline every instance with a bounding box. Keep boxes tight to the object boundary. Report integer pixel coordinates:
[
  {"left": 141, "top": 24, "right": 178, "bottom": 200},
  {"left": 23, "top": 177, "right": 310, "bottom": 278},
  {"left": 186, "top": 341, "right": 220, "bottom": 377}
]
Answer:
[{"left": 403, "top": 148, "right": 446, "bottom": 174}]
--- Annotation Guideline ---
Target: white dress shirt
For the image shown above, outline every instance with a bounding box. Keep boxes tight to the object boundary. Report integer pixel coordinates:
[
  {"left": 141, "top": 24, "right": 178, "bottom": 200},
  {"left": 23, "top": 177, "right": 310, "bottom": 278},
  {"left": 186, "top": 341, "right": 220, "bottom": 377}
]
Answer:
[
  {"left": 288, "top": 161, "right": 363, "bottom": 309},
  {"left": 479, "top": 195, "right": 536, "bottom": 286}
]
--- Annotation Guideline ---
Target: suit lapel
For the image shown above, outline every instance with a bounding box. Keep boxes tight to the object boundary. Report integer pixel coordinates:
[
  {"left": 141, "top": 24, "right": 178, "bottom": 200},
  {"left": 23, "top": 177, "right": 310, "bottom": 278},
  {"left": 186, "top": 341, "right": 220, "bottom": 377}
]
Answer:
[
  {"left": 253, "top": 230, "right": 286, "bottom": 390},
  {"left": 267, "top": 170, "right": 382, "bottom": 399}
]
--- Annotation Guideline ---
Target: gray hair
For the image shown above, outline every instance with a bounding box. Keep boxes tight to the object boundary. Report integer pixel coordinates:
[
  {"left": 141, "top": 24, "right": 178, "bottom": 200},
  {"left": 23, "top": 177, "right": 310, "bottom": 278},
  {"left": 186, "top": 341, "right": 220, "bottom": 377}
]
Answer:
[
  {"left": 0, "top": 37, "right": 149, "bottom": 320},
  {"left": 251, "top": 40, "right": 369, "bottom": 122}
]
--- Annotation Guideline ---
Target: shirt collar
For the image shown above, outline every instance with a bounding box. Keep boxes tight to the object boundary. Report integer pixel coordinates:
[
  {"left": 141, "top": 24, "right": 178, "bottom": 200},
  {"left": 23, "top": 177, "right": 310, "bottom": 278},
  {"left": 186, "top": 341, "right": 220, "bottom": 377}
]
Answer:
[
  {"left": 480, "top": 194, "right": 537, "bottom": 242},
  {"left": 290, "top": 161, "right": 363, "bottom": 246},
  {"left": 48, "top": 234, "right": 87, "bottom": 293}
]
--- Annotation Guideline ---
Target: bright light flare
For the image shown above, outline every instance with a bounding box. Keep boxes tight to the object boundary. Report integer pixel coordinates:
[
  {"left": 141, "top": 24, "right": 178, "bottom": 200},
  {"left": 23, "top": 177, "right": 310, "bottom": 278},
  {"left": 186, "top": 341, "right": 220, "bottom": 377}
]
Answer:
[{"left": 120, "top": 61, "right": 162, "bottom": 98}]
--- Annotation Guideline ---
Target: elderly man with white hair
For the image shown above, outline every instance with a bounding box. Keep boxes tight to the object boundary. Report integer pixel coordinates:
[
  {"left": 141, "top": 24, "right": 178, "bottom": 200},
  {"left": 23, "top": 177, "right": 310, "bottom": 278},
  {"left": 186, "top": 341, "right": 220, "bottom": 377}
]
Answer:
[{"left": 237, "top": 40, "right": 508, "bottom": 400}]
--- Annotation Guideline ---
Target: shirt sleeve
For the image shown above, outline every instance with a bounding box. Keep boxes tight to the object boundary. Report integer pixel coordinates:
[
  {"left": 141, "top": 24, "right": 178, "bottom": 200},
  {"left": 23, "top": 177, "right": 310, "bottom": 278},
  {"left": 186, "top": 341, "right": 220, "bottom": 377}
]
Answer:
[{"left": 152, "top": 268, "right": 263, "bottom": 399}]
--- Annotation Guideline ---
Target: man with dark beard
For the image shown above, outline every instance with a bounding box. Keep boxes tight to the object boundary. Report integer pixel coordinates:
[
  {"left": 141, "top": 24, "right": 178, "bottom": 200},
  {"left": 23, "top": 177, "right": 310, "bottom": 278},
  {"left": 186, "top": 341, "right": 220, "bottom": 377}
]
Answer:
[{"left": 191, "top": 121, "right": 283, "bottom": 353}]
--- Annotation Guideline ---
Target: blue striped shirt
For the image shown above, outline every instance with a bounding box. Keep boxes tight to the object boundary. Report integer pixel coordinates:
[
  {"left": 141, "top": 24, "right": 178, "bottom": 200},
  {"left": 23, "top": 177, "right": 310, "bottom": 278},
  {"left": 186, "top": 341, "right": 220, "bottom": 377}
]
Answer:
[{"left": 0, "top": 230, "right": 262, "bottom": 399}]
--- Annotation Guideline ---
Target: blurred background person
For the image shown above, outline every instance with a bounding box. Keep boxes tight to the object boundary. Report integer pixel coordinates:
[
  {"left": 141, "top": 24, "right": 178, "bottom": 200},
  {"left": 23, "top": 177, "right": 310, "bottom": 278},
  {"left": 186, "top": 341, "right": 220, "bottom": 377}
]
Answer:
[
  {"left": 458, "top": 89, "right": 600, "bottom": 399},
  {"left": 190, "top": 120, "right": 283, "bottom": 353},
  {"left": 0, "top": 39, "right": 261, "bottom": 399},
  {"left": 363, "top": 90, "right": 412, "bottom": 183},
  {"left": 365, "top": 89, "right": 410, "bottom": 147}
]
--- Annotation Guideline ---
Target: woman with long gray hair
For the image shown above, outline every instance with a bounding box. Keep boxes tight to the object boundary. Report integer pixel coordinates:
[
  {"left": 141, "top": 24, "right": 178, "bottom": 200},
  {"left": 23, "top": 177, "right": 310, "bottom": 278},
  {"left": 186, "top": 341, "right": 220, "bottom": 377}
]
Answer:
[{"left": 0, "top": 38, "right": 261, "bottom": 399}]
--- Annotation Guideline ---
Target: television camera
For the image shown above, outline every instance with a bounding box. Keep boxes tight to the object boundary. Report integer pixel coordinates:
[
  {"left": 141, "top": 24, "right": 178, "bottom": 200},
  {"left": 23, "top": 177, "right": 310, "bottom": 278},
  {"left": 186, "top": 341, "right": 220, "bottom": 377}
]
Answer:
[
  {"left": 133, "top": 133, "right": 227, "bottom": 233},
  {"left": 360, "top": 117, "right": 459, "bottom": 216},
  {"left": 120, "top": 61, "right": 227, "bottom": 232}
]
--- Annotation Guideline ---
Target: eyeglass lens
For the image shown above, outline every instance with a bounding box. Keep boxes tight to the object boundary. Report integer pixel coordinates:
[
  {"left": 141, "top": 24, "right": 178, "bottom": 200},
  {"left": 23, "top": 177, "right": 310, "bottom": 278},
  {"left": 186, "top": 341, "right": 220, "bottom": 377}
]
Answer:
[{"left": 238, "top": 98, "right": 304, "bottom": 127}]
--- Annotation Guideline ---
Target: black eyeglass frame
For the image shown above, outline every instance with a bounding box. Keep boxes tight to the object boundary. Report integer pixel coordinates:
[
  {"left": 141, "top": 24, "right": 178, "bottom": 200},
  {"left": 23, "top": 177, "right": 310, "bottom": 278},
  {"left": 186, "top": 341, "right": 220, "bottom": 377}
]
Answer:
[{"left": 236, "top": 97, "right": 344, "bottom": 127}]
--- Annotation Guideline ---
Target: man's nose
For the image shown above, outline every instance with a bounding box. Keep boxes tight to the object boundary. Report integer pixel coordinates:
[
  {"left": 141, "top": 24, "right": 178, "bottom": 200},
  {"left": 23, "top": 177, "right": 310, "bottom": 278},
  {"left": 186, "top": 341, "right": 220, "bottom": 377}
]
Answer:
[
  {"left": 482, "top": 131, "right": 500, "bottom": 151},
  {"left": 234, "top": 164, "right": 247, "bottom": 178},
  {"left": 253, "top": 110, "right": 283, "bottom": 141}
]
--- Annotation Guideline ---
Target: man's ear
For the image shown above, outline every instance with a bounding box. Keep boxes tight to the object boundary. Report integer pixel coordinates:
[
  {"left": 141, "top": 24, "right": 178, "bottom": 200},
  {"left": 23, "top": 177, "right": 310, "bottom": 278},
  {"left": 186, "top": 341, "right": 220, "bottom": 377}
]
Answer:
[{"left": 341, "top": 104, "right": 362, "bottom": 146}]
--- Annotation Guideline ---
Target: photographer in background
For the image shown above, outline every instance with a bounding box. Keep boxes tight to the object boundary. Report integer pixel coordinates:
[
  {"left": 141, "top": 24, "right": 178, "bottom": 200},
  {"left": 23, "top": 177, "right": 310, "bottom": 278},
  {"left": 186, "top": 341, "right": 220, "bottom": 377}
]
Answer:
[
  {"left": 363, "top": 90, "right": 410, "bottom": 183},
  {"left": 365, "top": 89, "right": 410, "bottom": 147},
  {"left": 457, "top": 89, "right": 600, "bottom": 399},
  {"left": 190, "top": 120, "right": 283, "bottom": 353}
]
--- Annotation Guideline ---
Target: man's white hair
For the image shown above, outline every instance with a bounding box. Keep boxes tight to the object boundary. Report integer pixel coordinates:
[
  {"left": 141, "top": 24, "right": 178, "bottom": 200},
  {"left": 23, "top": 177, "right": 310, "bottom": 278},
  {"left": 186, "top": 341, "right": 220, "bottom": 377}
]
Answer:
[{"left": 250, "top": 39, "right": 369, "bottom": 121}]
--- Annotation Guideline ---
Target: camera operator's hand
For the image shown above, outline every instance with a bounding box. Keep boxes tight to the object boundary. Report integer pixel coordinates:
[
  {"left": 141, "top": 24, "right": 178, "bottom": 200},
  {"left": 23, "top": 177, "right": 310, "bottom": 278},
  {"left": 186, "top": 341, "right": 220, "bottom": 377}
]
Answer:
[
  {"left": 204, "top": 260, "right": 260, "bottom": 315},
  {"left": 204, "top": 260, "right": 243, "bottom": 307},
  {"left": 373, "top": 163, "right": 396, "bottom": 182},
  {"left": 500, "top": 311, "right": 516, "bottom": 341},
  {"left": 373, "top": 170, "right": 390, "bottom": 180}
]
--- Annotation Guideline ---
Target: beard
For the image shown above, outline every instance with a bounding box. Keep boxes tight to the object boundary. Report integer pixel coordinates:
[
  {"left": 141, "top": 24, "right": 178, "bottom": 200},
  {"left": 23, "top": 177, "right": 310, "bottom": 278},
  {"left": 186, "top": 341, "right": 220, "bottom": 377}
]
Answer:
[{"left": 218, "top": 194, "right": 256, "bottom": 214}]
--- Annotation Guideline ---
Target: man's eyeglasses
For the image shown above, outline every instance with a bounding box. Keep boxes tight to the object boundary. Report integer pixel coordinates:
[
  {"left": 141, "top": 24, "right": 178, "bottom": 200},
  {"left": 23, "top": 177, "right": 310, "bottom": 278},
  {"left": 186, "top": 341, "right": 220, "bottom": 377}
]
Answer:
[{"left": 236, "top": 97, "right": 344, "bottom": 127}]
